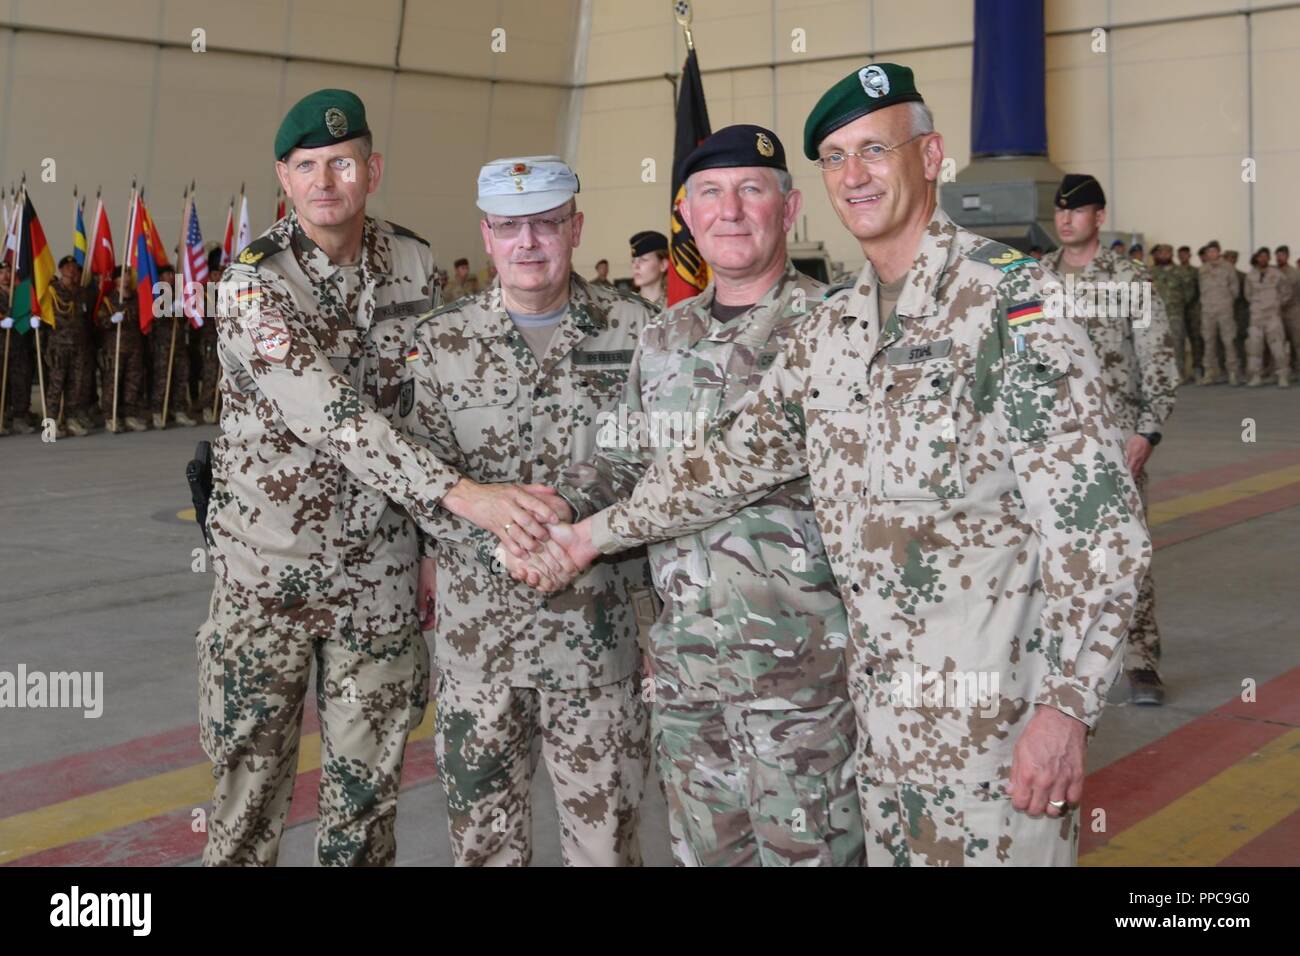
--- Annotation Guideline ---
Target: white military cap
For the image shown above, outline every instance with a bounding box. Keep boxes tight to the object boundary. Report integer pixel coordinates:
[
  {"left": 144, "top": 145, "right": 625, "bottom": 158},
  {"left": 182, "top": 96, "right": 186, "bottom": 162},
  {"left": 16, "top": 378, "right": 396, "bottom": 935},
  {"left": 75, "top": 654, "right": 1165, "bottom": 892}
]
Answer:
[{"left": 476, "top": 156, "right": 580, "bottom": 216}]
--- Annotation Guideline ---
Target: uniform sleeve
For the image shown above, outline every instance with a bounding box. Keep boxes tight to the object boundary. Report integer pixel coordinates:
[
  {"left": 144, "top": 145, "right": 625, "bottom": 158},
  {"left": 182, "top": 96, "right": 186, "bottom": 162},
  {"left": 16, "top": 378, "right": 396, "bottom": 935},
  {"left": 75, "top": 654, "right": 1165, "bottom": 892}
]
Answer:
[
  {"left": 591, "top": 327, "right": 813, "bottom": 554},
  {"left": 401, "top": 320, "right": 485, "bottom": 559},
  {"left": 1244, "top": 274, "right": 1255, "bottom": 304},
  {"left": 218, "top": 269, "right": 463, "bottom": 531},
  {"left": 1132, "top": 265, "right": 1179, "bottom": 434},
  {"left": 989, "top": 271, "right": 1152, "bottom": 727},
  {"left": 554, "top": 337, "right": 654, "bottom": 521}
]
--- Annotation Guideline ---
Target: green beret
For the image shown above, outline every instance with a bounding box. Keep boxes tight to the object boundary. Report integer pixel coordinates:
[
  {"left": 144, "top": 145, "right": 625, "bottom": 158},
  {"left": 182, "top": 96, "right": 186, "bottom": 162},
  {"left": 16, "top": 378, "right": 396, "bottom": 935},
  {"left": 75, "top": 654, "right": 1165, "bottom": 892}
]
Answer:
[
  {"left": 803, "top": 63, "right": 924, "bottom": 160},
  {"left": 275, "top": 89, "right": 370, "bottom": 161}
]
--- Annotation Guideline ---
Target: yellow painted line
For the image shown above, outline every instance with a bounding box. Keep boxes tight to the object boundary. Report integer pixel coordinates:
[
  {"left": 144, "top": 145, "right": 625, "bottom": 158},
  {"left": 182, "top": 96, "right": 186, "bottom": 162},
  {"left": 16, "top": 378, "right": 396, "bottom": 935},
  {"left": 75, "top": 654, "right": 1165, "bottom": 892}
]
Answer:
[
  {"left": 1081, "top": 727, "right": 1300, "bottom": 866},
  {"left": 1147, "top": 462, "right": 1300, "bottom": 526},
  {"left": 0, "top": 709, "right": 434, "bottom": 864}
]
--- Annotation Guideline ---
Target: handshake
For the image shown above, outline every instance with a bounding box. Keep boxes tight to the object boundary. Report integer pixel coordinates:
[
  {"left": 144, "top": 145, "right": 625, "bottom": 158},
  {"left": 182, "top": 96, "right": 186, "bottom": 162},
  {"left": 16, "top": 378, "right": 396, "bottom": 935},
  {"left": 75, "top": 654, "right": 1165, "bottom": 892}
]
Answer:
[{"left": 439, "top": 476, "right": 601, "bottom": 594}]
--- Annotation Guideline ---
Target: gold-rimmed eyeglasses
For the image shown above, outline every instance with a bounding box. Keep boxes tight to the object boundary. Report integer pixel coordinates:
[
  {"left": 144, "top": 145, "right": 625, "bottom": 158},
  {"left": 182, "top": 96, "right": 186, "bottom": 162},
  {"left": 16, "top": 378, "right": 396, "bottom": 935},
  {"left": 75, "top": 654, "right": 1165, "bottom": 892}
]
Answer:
[{"left": 813, "top": 133, "right": 926, "bottom": 171}]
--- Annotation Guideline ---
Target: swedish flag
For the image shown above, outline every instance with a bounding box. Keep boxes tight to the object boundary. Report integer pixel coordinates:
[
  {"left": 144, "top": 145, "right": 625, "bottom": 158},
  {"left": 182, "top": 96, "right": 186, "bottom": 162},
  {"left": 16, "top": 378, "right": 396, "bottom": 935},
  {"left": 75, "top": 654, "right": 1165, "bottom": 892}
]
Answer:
[{"left": 72, "top": 200, "right": 87, "bottom": 268}]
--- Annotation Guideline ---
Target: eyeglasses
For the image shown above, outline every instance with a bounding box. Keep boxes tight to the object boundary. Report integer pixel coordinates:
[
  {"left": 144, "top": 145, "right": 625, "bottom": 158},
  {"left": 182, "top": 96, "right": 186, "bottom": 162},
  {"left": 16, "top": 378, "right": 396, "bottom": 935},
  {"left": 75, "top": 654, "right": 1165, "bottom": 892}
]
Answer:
[
  {"left": 483, "top": 212, "right": 575, "bottom": 238},
  {"left": 813, "top": 133, "right": 926, "bottom": 171}
]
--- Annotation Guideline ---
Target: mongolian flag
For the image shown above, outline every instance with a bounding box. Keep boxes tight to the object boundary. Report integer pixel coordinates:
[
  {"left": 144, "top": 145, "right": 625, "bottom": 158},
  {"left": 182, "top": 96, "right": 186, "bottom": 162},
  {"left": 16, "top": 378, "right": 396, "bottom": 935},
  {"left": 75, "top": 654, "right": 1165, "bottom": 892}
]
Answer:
[
  {"left": 130, "top": 195, "right": 163, "bottom": 334},
  {"left": 668, "top": 45, "right": 712, "bottom": 305}
]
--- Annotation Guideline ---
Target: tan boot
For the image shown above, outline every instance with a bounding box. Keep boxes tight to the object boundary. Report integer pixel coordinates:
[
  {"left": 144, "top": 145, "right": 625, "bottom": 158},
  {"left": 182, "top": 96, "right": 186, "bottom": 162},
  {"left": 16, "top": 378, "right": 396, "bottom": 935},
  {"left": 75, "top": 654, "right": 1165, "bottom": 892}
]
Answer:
[
  {"left": 1246, "top": 373, "right": 1264, "bottom": 387},
  {"left": 152, "top": 412, "right": 166, "bottom": 429},
  {"left": 1198, "top": 371, "right": 1216, "bottom": 385},
  {"left": 10, "top": 417, "right": 34, "bottom": 435},
  {"left": 105, "top": 419, "right": 120, "bottom": 433},
  {"left": 1228, "top": 371, "right": 1241, "bottom": 386},
  {"left": 174, "top": 410, "right": 198, "bottom": 427},
  {"left": 1279, "top": 371, "right": 1291, "bottom": 388},
  {"left": 65, "top": 418, "right": 89, "bottom": 437},
  {"left": 126, "top": 416, "right": 150, "bottom": 432},
  {"left": 202, "top": 407, "right": 216, "bottom": 425}
]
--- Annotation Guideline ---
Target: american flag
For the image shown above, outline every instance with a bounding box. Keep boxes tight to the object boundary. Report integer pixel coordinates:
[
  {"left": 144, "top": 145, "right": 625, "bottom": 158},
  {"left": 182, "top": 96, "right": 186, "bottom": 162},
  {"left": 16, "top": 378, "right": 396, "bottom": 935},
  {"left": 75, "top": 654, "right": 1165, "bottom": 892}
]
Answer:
[{"left": 181, "top": 199, "right": 209, "bottom": 327}]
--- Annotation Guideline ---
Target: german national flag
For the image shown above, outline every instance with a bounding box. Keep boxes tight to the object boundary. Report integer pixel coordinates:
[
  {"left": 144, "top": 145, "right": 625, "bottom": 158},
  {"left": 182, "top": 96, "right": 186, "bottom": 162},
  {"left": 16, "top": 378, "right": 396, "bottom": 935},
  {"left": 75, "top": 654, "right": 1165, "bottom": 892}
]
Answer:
[
  {"left": 668, "top": 47, "right": 711, "bottom": 305},
  {"left": 10, "top": 192, "right": 56, "bottom": 334}
]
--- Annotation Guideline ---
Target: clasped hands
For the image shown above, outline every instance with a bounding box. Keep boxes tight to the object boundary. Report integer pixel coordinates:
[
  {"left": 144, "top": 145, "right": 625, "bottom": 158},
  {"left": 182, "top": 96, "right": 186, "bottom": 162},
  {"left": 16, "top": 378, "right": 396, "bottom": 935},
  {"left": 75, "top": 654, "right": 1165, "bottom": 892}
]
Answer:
[{"left": 440, "top": 477, "right": 598, "bottom": 593}]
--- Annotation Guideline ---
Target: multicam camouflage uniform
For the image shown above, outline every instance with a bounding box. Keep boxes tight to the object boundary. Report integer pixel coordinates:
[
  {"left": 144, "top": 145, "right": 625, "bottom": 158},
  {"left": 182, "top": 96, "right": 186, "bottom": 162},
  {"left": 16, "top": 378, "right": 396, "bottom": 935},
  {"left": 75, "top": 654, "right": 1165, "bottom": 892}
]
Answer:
[
  {"left": 405, "top": 273, "right": 653, "bottom": 867},
  {"left": 94, "top": 287, "right": 149, "bottom": 425},
  {"left": 588, "top": 209, "right": 1151, "bottom": 866},
  {"left": 1198, "top": 260, "right": 1240, "bottom": 381},
  {"left": 1243, "top": 265, "right": 1294, "bottom": 381},
  {"left": 199, "top": 211, "right": 460, "bottom": 866},
  {"left": 1, "top": 285, "right": 37, "bottom": 433},
  {"left": 1278, "top": 262, "right": 1300, "bottom": 369},
  {"left": 1174, "top": 261, "right": 1202, "bottom": 376},
  {"left": 1150, "top": 261, "right": 1187, "bottom": 381},
  {"left": 44, "top": 283, "right": 95, "bottom": 429},
  {"left": 557, "top": 262, "right": 864, "bottom": 867},
  {"left": 1040, "top": 246, "right": 1178, "bottom": 674}
]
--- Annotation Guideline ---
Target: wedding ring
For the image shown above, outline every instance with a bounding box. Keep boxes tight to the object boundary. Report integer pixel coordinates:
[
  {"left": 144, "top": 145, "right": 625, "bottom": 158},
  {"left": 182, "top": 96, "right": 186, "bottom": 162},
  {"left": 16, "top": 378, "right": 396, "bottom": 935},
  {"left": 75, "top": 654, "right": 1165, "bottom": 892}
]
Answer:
[{"left": 1048, "top": 799, "right": 1067, "bottom": 809}]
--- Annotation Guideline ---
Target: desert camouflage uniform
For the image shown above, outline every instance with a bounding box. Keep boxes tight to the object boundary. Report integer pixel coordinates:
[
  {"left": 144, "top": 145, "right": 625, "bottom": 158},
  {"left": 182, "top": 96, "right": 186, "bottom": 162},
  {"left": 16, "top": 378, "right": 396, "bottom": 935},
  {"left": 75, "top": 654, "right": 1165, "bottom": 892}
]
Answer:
[
  {"left": 1278, "top": 262, "right": 1300, "bottom": 368},
  {"left": 441, "top": 274, "right": 481, "bottom": 304},
  {"left": 93, "top": 286, "right": 149, "bottom": 423},
  {"left": 1150, "top": 262, "right": 1187, "bottom": 381},
  {"left": 44, "top": 284, "right": 94, "bottom": 428},
  {"left": 1244, "top": 265, "right": 1294, "bottom": 378},
  {"left": 198, "top": 211, "right": 459, "bottom": 867},
  {"left": 1198, "top": 260, "right": 1240, "bottom": 379},
  {"left": 557, "top": 262, "right": 863, "bottom": 867},
  {"left": 406, "top": 273, "right": 653, "bottom": 866},
  {"left": 589, "top": 209, "right": 1151, "bottom": 866},
  {"left": 1040, "top": 246, "right": 1177, "bottom": 673},
  {"left": 1, "top": 286, "right": 37, "bottom": 432}
]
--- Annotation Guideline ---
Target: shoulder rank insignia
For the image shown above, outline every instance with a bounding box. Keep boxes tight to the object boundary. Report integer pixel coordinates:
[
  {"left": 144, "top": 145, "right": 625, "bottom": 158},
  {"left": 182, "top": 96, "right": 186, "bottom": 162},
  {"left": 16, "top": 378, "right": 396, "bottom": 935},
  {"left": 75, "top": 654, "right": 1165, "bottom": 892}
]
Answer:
[
  {"left": 387, "top": 221, "right": 430, "bottom": 246},
  {"left": 987, "top": 248, "right": 1037, "bottom": 273},
  {"left": 234, "top": 234, "right": 286, "bottom": 269},
  {"left": 238, "top": 248, "right": 265, "bottom": 266}
]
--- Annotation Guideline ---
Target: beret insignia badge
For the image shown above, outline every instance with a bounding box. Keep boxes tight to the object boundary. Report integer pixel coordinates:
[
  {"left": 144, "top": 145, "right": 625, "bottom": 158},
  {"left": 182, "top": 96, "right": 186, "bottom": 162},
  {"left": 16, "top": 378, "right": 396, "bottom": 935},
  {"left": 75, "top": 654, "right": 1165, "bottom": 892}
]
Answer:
[
  {"left": 324, "top": 107, "right": 348, "bottom": 138},
  {"left": 756, "top": 132, "right": 775, "bottom": 157},
  {"left": 859, "top": 65, "right": 889, "bottom": 98}
]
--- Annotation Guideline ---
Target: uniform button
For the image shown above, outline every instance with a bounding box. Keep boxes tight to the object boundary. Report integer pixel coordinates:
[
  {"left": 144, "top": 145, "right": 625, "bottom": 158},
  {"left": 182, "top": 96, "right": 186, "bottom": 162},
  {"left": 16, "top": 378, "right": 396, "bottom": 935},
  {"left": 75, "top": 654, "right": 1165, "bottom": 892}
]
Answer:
[
  {"left": 535, "top": 456, "right": 545, "bottom": 466},
  {"left": 860, "top": 320, "right": 870, "bottom": 330},
  {"left": 864, "top": 666, "right": 874, "bottom": 677},
  {"left": 1035, "top": 363, "right": 1047, "bottom": 372},
  {"left": 851, "top": 583, "right": 861, "bottom": 593},
  {"left": 884, "top": 383, "right": 895, "bottom": 393},
  {"left": 810, "top": 388, "right": 820, "bottom": 398},
  {"left": 854, "top": 392, "right": 865, "bottom": 402},
  {"left": 930, "top": 377, "right": 942, "bottom": 388}
]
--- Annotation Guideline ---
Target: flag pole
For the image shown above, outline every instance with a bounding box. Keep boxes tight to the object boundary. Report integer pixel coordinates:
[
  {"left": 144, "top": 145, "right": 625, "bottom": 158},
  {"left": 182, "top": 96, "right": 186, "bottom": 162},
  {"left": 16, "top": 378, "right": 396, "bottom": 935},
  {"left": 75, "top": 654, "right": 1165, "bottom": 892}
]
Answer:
[
  {"left": 1, "top": 329, "right": 10, "bottom": 431},
  {"left": 20, "top": 182, "right": 50, "bottom": 425},
  {"left": 81, "top": 187, "right": 101, "bottom": 288},
  {"left": 161, "top": 190, "right": 190, "bottom": 428},
  {"left": 111, "top": 181, "right": 138, "bottom": 433}
]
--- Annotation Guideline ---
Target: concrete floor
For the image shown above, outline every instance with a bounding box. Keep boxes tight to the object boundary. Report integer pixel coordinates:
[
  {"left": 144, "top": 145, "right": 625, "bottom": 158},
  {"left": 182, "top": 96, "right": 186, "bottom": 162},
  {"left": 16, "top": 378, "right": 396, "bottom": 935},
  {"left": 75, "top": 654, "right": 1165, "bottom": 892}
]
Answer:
[{"left": 0, "top": 381, "right": 1296, "bottom": 865}]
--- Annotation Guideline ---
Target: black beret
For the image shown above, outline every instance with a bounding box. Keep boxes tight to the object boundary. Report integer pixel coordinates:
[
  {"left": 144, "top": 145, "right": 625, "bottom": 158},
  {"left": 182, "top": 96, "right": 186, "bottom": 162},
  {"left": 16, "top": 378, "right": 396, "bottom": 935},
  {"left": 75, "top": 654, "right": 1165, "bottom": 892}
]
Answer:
[
  {"left": 630, "top": 231, "right": 668, "bottom": 258},
  {"left": 1055, "top": 173, "right": 1106, "bottom": 210},
  {"left": 58, "top": 255, "right": 77, "bottom": 268},
  {"left": 680, "top": 125, "right": 787, "bottom": 184}
]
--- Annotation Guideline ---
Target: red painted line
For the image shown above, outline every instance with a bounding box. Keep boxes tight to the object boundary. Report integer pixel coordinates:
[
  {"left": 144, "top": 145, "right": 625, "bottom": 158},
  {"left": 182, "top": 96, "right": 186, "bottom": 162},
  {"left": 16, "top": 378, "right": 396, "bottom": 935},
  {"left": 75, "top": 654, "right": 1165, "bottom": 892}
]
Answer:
[
  {"left": 5, "top": 739, "right": 438, "bottom": 867},
  {"left": 1217, "top": 805, "right": 1300, "bottom": 866},
  {"left": 1148, "top": 446, "right": 1300, "bottom": 502},
  {"left": 0, "top": 706, "right": 320, "bottom": 818},
  {"left": 1079, "top": 666, "right": 1300, "bottom": 855},
  {"left": 1152, "top": 479, "right": 1300, "bottom": 551}
]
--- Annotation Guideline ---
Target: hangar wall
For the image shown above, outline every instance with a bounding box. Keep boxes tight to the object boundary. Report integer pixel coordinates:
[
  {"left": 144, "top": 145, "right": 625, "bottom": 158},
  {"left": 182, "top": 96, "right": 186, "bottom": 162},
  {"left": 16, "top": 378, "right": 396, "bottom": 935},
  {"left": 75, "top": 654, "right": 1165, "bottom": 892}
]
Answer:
[{"left": 2, "top": 1, "right": 1297, "bottom": 281}]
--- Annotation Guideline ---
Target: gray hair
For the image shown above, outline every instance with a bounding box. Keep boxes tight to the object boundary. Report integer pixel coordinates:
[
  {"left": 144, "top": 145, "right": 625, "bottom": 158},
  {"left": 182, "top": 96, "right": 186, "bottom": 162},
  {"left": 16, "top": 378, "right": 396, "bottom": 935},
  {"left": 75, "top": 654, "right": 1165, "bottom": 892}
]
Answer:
[
  {"left": 908, "top": 101, "right": 935, "bottom": 137},
  {"left": 685, "top": 167, "right": 793, "bottom": 197}
]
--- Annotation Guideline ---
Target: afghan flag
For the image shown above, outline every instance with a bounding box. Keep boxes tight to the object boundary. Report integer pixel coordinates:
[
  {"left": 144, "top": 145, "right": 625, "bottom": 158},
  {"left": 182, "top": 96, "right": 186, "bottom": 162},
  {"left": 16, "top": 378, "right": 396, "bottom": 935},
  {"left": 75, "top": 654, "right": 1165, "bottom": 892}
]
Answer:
[
  {"left": 668, "top": 46, "right": 712, "bottom": 305},
  {"left": 10, "top": 193, "right": 57, "bottom": 334}
]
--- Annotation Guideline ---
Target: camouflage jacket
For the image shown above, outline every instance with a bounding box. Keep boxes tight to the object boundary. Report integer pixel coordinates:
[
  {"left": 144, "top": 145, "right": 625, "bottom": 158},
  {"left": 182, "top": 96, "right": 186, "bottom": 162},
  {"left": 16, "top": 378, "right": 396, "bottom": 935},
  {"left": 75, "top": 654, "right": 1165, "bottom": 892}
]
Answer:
[
  {"left": 1040, "top": 246, "right": 1178, "bottom": 436},
  {"left": 406, "top": 273, "right": 654, "bottom": 689},
  {"left": 556, "top": 262, "right": 851, "bottom": 709},
  {"left": 1150, "top": 263, "right": 1186, "bottom": 314},
  {"left": 208, "top": 211, "right": 459, "bottom": 640},
  {"left": 1198, "top": 260, "right": 1238, "bottom": 312},
  {"left": 588, "top": 208, "right": 1151, "bottom": 787},
  {"left": 1279, "top": 263, "right": 1300, "bottom": 316},
  {"left": 1244, "top": 266, "right": 1294, "bottom": 317},
  {"left": 1173, "top": 263, "right": 1199, "bottom": 307}
]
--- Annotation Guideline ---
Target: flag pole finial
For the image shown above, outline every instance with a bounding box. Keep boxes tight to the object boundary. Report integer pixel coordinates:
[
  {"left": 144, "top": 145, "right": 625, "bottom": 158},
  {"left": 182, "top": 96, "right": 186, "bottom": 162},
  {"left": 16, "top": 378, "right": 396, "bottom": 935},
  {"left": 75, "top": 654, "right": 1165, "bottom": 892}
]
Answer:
[{"left": 673, "top": 1, "right": 695, "bottom": 51}]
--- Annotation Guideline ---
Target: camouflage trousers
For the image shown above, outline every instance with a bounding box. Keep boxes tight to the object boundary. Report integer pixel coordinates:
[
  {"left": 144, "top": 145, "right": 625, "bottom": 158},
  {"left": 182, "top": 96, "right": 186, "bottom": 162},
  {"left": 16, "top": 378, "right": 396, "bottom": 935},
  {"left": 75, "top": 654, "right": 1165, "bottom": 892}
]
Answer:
[
  {"left": 195, "top": 611, "right": 430, "bottom": 866},
  {"left": 1246, "top": 308, "right": 1292, "bottom": 377},
  {"left": 149, "top": 319, "right": 190, "bottom": 414},
  {"left": 197, "top": 323, "right": 220, "bottom": 412},
  {"left": 101, "top": 333, "right": 149, "bottom": 420},
  {"left": 1165, "top": 305, "right": 1187, "bottom": 381},
  {"left": 1186, "top": 302, "right": 1204, "bottom": 373},
  {"left": 2, "top": 328, "right": 35, "bottom": 424},
  {"left": 1125, "top": 469, "right": 1161, "bottom": 671},
  {"left": 1285, "top": 304, "right": 1300, "bottom": 370},
  {"left": 433, "top": 670, "right": 648, "bottom": 866},
  {"left": 44, "top": 336, "right": 94, "bottom": 422},
  {"left": 653, "top": 694, "right": 864, "bottom": 866},
  {"left": 848, "top": 674, "right": 1078, "bottom": 865},
  {"left": 1201, "top": 305, "right": 1241, "bottom": 376}
]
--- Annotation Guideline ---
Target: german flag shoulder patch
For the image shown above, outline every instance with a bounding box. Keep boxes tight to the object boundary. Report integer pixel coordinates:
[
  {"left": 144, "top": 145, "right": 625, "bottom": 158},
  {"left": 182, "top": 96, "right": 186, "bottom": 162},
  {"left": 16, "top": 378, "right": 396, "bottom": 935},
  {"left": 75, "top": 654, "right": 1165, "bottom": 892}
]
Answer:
[{"left": 1007, "top": 300, "right": 1045, "bottom": 327}]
